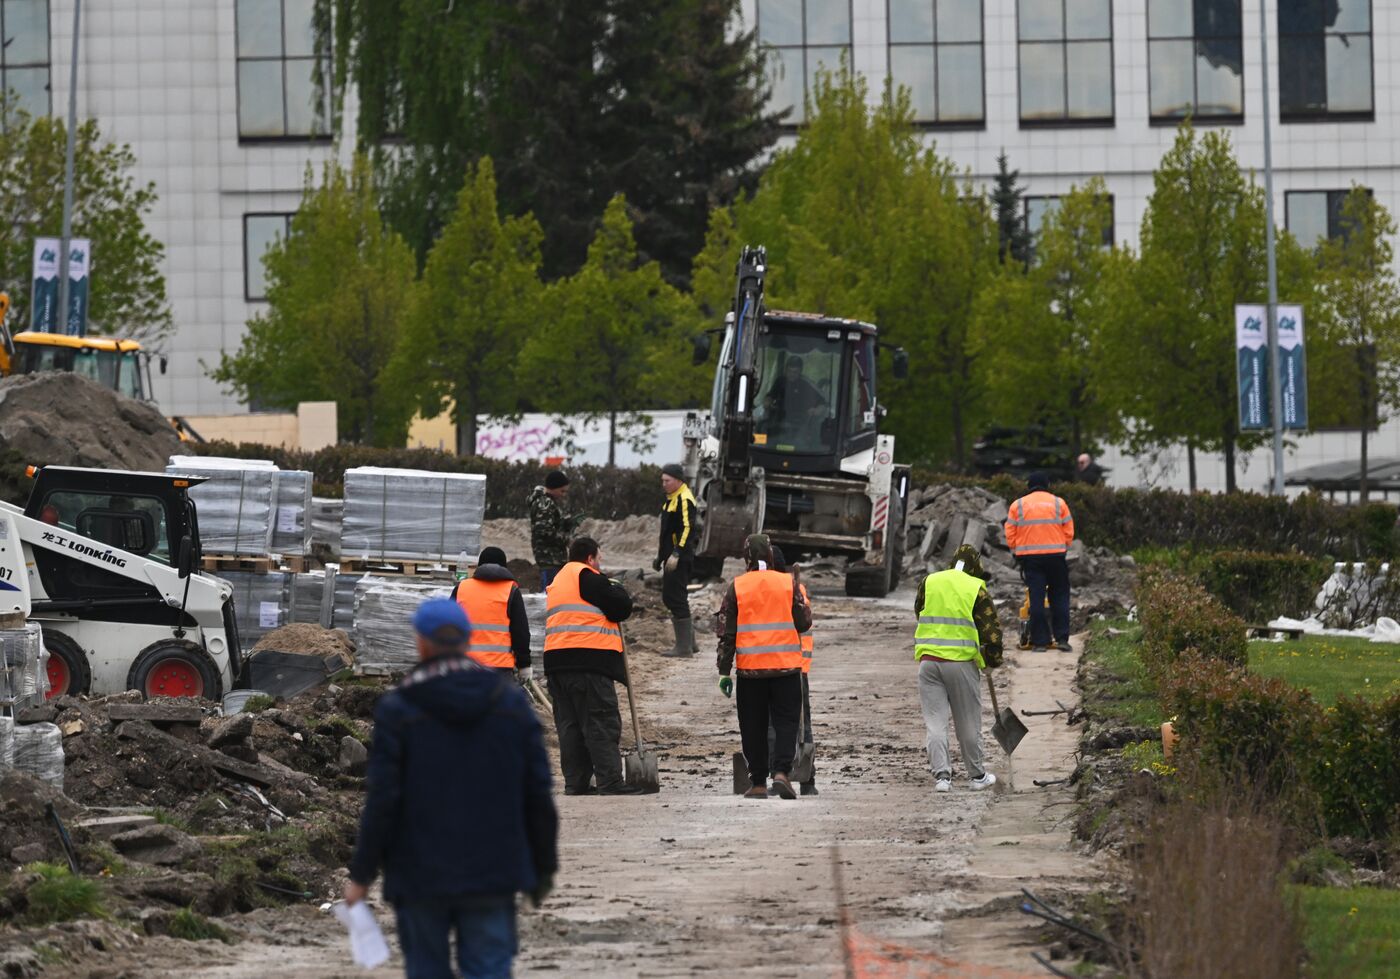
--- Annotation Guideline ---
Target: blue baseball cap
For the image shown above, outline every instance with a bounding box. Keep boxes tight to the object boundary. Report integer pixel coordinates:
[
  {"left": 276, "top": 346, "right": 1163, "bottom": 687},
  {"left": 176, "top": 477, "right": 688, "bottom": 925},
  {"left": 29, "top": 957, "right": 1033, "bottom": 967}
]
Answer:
[{"left": 413, "top": 598, "right": 471, "bottom": 646}]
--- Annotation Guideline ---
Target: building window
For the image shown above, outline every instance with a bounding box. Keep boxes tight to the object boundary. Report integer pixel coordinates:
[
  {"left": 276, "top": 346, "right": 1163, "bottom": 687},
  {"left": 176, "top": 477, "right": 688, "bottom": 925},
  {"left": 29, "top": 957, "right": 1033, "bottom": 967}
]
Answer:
[
  {"left": 235, "top": 0, "right": 331, "bottom": 140},
  {"left": 1016, "top": 0, "right": 1112, "bottom": 125},
  {"left": 1, "top": 0, "right": 51, "bottom": 123},
  {"left": 244, "top": 213, "right": 293, "bottom": 301},
  {"left": 1147, "top": 0, "right": 1243, "bottom": 123},
  {"left": 1024, "top": 194, "right": 1115, "bottom": 254},
  {"left": 1286, "top": 189, "right": 1369, "bottom": 249},
  {"left": 1278, "top": 0, "right": 1372, "bottom": 121},
  {"left": 887, "top": 0, "right": 984, "bottom": 126},
  {"left": 758, "top": 0, "right": 852, "bottom": 124}
]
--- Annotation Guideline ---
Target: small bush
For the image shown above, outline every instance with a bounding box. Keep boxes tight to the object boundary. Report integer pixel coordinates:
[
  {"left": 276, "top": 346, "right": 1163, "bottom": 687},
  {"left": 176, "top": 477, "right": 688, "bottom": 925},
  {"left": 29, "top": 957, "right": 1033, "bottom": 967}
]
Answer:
[
  {"left": 1311, "top": 692, "right": 1400, "bottom": 840},
  {"left": 240, "top": 694, "right": 276, "bottom": 713},
  {"left": 169, "top": 906, "right": 233, "bottom": 943},
  {"left": 1164, "top": 653, "right": 1322, "bottom": 798},
  {"left": 1137, "top": 571, "right": 1248, "bottom": 681},
  {"left": 23, "top": 863, "right": 106, "bottom": 924}
]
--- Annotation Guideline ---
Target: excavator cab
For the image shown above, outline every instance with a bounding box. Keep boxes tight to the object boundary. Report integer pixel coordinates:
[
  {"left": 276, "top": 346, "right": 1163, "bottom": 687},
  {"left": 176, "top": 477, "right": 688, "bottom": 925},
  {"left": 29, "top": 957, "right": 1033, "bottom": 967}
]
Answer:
[{"left": 7, "top": 331, "right": 149, "bottom": 400}]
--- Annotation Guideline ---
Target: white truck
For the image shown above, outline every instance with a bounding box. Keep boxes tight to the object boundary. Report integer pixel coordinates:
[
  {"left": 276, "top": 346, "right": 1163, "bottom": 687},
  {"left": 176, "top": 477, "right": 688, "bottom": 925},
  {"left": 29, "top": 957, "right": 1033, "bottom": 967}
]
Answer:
[{"left": 0, "top": 465, "right": 240, "bottom": 699}]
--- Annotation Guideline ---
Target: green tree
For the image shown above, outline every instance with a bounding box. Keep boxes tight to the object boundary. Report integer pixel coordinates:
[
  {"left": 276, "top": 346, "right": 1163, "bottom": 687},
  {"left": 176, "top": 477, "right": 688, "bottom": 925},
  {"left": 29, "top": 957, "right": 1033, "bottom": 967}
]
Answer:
[
  {"left": 990, "top": 152, "right": 1030, "bottom": 267},
  {"left": 520, "top": 195, "right": 699, "bottom": 464},
  {"left": 1099, "top": 124, "right": 1311, "bottom": 492},
  {"left": 1310, "top": 188, "right": 1400, "bottom": 501},
  {"left": 212, "top": 156, "right": 414, "bottom": 445},
  {"left": 324, "top": 0, "right": 777, "bottom": 281},
  {"left": 0, "top": 103, "right": 170, "bottom": 344},
  {"left": 975, "top": 181, "right": 1118, "bottom": 459},
  {"left": 384, "top": 158, "right": 544, "bottom": 456},
  {"left": 693, "top": 66, "right": 998, "bottom": 465}
]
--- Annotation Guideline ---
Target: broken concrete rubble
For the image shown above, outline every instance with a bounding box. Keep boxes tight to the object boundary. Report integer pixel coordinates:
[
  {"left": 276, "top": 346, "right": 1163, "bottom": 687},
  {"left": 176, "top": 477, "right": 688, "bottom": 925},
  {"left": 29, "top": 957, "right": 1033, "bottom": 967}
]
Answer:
[{"left": 111, "top": 823, "right": 202, "bottom": 866}]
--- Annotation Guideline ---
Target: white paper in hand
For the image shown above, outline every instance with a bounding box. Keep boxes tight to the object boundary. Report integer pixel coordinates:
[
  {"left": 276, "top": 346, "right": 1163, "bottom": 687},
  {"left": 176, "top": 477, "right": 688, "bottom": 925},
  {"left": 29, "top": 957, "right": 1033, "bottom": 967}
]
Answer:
[{"left": 333, "top": 900, "right": 391, "bottom": 969}]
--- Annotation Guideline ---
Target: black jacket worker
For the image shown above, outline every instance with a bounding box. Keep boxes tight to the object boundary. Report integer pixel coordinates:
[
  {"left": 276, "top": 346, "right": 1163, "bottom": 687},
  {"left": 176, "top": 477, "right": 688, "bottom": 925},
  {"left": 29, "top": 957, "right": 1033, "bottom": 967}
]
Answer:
[
  {"left": 543, "top": 536, "right": 643, "bottom": 796},
  {"left": 452, "top": 546, "right": 532, "bottom": 680},
  {"left": 655, "top": 462, "right": 699, "bottom": 658}
]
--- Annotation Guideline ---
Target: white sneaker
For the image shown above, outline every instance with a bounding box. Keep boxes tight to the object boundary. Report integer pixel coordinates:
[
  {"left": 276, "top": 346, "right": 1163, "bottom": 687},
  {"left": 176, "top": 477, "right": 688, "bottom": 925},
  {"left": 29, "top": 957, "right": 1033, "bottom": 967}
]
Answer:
[
  {"left": 968, "top": 772, "right": 997, "bottom": 790},
  {"left": 934, "top": 777, "right": 952, "bottom": 792}
]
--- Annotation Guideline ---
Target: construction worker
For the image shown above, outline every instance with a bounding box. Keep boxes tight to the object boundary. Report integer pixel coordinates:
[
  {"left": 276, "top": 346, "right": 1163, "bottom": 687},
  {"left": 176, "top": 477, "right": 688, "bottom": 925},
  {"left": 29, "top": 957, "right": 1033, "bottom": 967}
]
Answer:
[
  {"left": 543, "top": 537, "right": 643, "bottom": 795},
  {"left": 915, "top": 544, "right": 1003, "bottom": 792},
  {"left": 768, "top": 545, "right": 817, "bottom": 796},
  {"left": 529, "top": 470, "right": 580, "bottom": 590},
  {"left": 452, "top": 546, "right": 531, "bottom": 681},
  {"left": 716, "top": 534, "right": 812, "bottom": 800},
  {"left": 654, "top": 463, "right": 699, "bottom": 658},
  {"left": 1004, "top": 472, "right": 1075, "bottom": 652}
]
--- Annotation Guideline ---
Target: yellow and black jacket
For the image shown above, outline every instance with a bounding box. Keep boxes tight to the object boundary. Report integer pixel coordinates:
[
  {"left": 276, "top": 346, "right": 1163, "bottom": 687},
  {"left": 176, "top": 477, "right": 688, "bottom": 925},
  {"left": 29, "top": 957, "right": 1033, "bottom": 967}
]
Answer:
[{"left": 658, "top": 482, "right": 698, "bottom": 562}]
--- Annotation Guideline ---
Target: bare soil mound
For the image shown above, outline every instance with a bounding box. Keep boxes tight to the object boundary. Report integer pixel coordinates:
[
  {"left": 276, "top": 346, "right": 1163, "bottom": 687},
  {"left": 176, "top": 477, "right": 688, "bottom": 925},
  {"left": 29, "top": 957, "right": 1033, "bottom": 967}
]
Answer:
[{"left": 0, "top": 372, "right": 182, "bottom": 474}]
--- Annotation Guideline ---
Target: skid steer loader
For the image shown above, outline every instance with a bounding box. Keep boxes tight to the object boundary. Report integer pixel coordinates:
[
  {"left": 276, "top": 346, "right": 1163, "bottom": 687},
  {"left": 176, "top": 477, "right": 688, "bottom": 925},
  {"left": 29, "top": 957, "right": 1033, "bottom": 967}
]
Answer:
[{"left": 0, "top": 465, "right": 240, "bottom": 700}]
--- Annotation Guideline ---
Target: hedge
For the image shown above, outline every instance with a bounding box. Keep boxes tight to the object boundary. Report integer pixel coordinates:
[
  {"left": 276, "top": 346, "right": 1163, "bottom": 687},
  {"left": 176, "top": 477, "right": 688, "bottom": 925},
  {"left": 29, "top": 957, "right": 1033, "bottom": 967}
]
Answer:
[
  {"left": 1191, "top": 551, "right": 1331, "bottom": 622},
  {"left": 187, "top": 442, "right": 662, "bottom": 520}
]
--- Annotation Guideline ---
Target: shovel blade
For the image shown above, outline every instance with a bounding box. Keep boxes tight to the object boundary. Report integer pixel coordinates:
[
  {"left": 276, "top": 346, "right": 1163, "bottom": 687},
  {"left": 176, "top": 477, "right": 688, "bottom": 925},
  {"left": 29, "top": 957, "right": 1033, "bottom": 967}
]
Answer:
[
  {"left": 992, "top": 708, "right": 1029, "bottom": 755},
  {"left": 732, "top": 752, "right": 750, "bottom": 795},
  {"left": 624, "top": 749, "right": 661, "bottom": 794},
  {"left": 791, "top": 742, "right": 816, "bottom": 784}
]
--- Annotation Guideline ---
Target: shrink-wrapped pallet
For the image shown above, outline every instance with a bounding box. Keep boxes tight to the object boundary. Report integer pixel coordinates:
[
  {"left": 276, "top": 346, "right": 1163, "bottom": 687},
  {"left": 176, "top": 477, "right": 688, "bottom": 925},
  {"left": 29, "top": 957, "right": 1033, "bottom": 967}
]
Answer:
[
  {"left": 13, "top": 722, "right": 63, "bottom": 790},
  {"left": 0, "top": 717, "right": 14, "bottom": 772},
  {"left": 216, "top": 570, "right": 293, "bottom": 649},
  {"left": 168, "top": 456, "right": 276, "bottom": 556},
  {"left": 523, "top": 593, "right": 547, "bottom": 662},
  {"left": 0, "top": 623, "right": 48, "bottom": 712},
  {"left": 271, "top": 470, "right": 313, "bottom": 556},
  {"left": 342, "top": 468, "right": 486, "bottom": 563},
  {"left": 352, "top": 576, "right": 452, "bottom": 673},
  {"left": 288, "top": 570, "right": 341, "bottom": 629},
  {"left": 310, "top": 497, "right": 343, "bottom": 560}
]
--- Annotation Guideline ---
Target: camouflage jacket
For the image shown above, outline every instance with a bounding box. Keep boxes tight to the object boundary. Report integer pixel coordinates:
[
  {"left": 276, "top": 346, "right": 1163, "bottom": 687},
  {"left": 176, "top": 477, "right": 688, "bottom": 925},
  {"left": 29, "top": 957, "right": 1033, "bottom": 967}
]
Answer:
[{"left": 528, "top": 486, "right": 574, "bottom": 568}]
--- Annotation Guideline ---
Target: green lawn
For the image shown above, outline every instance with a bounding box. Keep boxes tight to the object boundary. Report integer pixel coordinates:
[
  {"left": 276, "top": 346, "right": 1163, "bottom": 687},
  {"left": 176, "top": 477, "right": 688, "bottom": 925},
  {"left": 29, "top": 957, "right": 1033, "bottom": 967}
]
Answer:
[
  {"left": 1294, "top": 886, "right": 1400, "bottom": 978},
  {"left": 1249, "top": 636, "right": 1400, "bottom": 705},
  {"left": 1081, "top": 621, "right": 1163, "bottom": 728}
]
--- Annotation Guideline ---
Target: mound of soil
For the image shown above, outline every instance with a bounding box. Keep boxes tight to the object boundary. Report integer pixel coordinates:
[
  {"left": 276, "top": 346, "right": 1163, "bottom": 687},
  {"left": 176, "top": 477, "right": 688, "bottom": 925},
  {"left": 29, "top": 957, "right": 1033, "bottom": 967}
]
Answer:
[
  {"left": 0, "top": 371, "right": 182, "bottom": 477},
  {"left": 251, "top": 623, "right": 355, "bottom": 661}
]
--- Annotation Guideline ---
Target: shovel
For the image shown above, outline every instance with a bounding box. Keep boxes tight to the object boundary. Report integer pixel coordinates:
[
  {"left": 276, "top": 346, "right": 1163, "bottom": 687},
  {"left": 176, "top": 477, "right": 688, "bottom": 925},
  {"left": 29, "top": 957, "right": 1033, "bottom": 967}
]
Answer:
[
  {"left": 791, "top": 680, "right": 815, "bottom": 785},
  {"left": 986, "top": 672, "right": 1028, "bottom": 756},
  {"left": 620, "top": 637, "right": 661, "bottom": 793}
]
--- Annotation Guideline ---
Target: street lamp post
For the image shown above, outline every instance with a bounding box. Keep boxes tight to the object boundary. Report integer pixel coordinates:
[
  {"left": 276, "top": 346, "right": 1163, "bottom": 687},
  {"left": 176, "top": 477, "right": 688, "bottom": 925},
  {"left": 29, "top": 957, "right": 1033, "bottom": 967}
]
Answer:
[
  {"left": 1258, "top": 0, "right": 1284, "bottom": 494},
  {"left": 55, "top": 0, "right": 82, "bottom": 337}
]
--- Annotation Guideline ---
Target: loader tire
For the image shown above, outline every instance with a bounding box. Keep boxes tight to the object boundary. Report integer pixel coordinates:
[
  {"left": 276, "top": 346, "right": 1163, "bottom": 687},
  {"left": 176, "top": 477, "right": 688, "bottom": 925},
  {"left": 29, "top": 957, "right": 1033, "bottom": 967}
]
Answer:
[
  {"left": 43, "top": 631, "right": 91, "bottom": 700},
  {"left": 128, "top": 641, "right": 222, "bottom": 700},
  {"left": 845, "top": 497, "right": 905, "bottom": 598}
]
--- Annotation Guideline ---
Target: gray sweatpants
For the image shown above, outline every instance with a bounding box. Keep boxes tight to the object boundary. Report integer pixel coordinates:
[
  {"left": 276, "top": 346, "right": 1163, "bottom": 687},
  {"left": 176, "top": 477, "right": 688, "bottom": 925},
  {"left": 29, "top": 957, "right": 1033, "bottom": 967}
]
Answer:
[{"left": 918, "top": 658, "right": 985, "bottom": 780}]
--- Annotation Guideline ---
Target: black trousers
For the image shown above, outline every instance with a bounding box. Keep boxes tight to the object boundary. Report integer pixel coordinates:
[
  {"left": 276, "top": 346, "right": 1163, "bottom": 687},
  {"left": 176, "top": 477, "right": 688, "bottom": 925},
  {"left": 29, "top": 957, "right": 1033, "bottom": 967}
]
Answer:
[
  {"left": 546, "top": 671, "right": 623, "bottom": 791},
  {"left": 767, "top": 673, "right": 815, "bottom": 778},
  {"left": 1021, "top": 553, "right": 1071, "bottom": 646},
  {"left": 661, "top": 551, "right": 693, "bottom": 618},
  {"left": 737, "top": 673, "right": 802, "bottom": 786}
]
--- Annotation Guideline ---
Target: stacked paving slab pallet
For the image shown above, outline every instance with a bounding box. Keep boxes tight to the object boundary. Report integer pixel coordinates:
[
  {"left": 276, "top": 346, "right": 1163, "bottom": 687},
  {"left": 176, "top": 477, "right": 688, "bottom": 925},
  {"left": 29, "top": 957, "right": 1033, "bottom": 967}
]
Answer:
[
  {"left": 351, "top": 576, "right": 453, "bottom": 674},
  {"left": 341, "top": 467, "right": 485, "bottom": 570},
  {"left": 0, "top": 622, "right": 64, "bottom": 789},
  {"left": 167, "top": 456, "right": 312, "bottom": 564}
]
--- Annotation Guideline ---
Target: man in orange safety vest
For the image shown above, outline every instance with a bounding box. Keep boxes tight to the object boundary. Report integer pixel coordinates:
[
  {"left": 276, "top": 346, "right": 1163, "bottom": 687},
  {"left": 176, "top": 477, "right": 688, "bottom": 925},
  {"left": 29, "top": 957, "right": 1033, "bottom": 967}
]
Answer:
[{"left": 1004, "top": 472, "right": 1075, "bottom": 652}]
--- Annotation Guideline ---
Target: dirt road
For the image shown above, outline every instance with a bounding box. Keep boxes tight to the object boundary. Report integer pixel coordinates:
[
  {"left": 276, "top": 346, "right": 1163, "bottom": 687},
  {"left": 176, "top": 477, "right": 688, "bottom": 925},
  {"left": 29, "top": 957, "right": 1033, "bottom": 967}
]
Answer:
[{"left": 103, "top": 578, "right": 1098, "bottom": 978}]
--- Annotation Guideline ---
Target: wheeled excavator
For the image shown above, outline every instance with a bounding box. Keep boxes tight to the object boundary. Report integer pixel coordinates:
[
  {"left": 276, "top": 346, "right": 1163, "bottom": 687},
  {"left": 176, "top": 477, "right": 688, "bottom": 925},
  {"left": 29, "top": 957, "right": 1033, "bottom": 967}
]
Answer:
[
  {"left": 683, "top": 246, "right": 912, "bottom": 596},
  {"left": 0, "top": 465, "right": 241, "bottom": 700}
]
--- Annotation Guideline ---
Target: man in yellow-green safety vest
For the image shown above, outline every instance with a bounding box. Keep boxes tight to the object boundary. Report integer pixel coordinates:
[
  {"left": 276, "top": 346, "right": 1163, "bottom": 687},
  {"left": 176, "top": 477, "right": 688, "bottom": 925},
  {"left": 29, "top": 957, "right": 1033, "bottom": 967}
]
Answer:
[{"left": 915, "top": 543, "right": 1004, "bottom": 793}]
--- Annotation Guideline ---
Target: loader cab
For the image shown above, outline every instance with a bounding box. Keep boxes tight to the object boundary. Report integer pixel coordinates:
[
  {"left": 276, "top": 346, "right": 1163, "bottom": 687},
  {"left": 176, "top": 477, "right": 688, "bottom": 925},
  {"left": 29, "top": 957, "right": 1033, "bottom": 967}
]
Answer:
[
  {"left": 8, "top": 332, "right": 149, "bottom": 401},
  {"left": 737, "top": 313, "right": 882, "bottom": 474}
]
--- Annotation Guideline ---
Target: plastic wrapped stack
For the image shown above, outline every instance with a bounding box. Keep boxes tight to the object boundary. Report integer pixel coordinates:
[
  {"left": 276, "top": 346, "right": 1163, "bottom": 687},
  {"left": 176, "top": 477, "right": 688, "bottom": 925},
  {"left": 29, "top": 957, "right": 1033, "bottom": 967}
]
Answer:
[
  {"left": 287, "top": 570, "right": 340, "bottom": 629},
  {"left": 0, "top": 717, "right": 14, "bottom": 772},
  {"left": 13, "top": 722, "right": 63, "bottom": 789},
  {"left": 217, "top": 570, "right": 294, "bottom": 647},
  {"left": 167, "top": 456, "right": 313, "bottom": 557},
  {"left": 310, "top": 497, "right": 344, "bottom": 560},
  {"left": 523, "top": 593, "right": 547, "bottom": 663},
  {"left": 352, "top": 576, "right": 453, "bottom": 673},
  {"left": 342, "top": 468, "right": 486, "bottom": 564},
  {"left": 0, "top": 623, "right": 49, "bottom": 713}
]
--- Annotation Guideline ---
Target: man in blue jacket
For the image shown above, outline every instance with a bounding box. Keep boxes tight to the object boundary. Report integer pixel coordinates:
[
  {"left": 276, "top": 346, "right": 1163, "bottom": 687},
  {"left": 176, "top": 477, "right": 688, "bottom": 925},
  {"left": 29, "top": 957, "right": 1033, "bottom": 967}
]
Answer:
[{"left": 344, "top": 598, "right": 559, "bottom": 979}]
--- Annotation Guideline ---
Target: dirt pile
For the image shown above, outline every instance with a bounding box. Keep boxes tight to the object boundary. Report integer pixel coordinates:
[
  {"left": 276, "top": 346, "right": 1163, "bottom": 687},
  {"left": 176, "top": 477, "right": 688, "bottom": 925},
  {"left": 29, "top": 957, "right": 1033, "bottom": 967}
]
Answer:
[
  {"left": 0, "top": 372, "right": 182, "bottom": 474},
  {"left": 250, "top": 623, "right": 355, "bottom": 661}
]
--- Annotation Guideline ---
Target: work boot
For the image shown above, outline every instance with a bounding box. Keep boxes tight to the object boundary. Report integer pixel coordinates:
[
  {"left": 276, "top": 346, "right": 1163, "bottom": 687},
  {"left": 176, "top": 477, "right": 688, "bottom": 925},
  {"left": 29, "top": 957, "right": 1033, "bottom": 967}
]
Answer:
[
  {"left": 1055, "top": 639, "right": 1073, "bottom": 652},
  {"left": 744, "top": 782, "right": 769, "bottom": 800},
  {"left": 661, "top": 617, "right": 696, "bottom": 658},
  {"left": 597, "top": 781, "right": 646, "bottom": 796},
  {"left": 564, "top": 785, "right": 597, "bottom": 796},
  {"left": 771, "top": 772, "right": 797, "bottom": 800},
  {"left": 800, "top": 780, "right": 818, "bottom": 797}
]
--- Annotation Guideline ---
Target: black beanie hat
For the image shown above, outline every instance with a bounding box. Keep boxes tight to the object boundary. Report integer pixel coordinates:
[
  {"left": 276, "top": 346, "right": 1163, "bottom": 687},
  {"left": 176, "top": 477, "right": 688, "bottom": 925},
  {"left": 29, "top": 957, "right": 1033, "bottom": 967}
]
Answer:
[
  {"left": 661, "top": 463, "right": 685, "bottom": 480},
  {"left": 478, "top": 546, "right": 507, "bottom": 567},
  {"left": 1027, "top": 471, "right": 1050, "bottom": 491},
  {"left": 544, "top": 470, "right": 569, "bottom": 489}
]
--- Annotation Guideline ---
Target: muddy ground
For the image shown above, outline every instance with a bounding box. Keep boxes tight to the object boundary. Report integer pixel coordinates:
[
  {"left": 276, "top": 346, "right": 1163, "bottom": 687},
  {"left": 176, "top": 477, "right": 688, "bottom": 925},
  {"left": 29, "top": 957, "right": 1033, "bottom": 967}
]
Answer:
[{"left": 0, "top": 572, "right": 1108, "bottom": 977}]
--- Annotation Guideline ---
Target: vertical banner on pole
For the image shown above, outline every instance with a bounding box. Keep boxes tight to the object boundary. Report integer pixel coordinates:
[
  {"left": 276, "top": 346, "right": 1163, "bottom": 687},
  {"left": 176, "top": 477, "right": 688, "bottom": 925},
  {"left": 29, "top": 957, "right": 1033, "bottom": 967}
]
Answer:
[
  {"left": 1237, "top": 304, "right": 1307, "bottom": 431},
  {"left": 1277, "top": 306, "right": 1307, "bottom": 430},
  {"left": 65, "top": 238, "right": 91, "bottom": 336},
  {"left": 30, "top": 238, "right": 60, "bottom": 332},
  {"left": 1236, "top": 306, "right": 1269, "bottom": 430}
]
